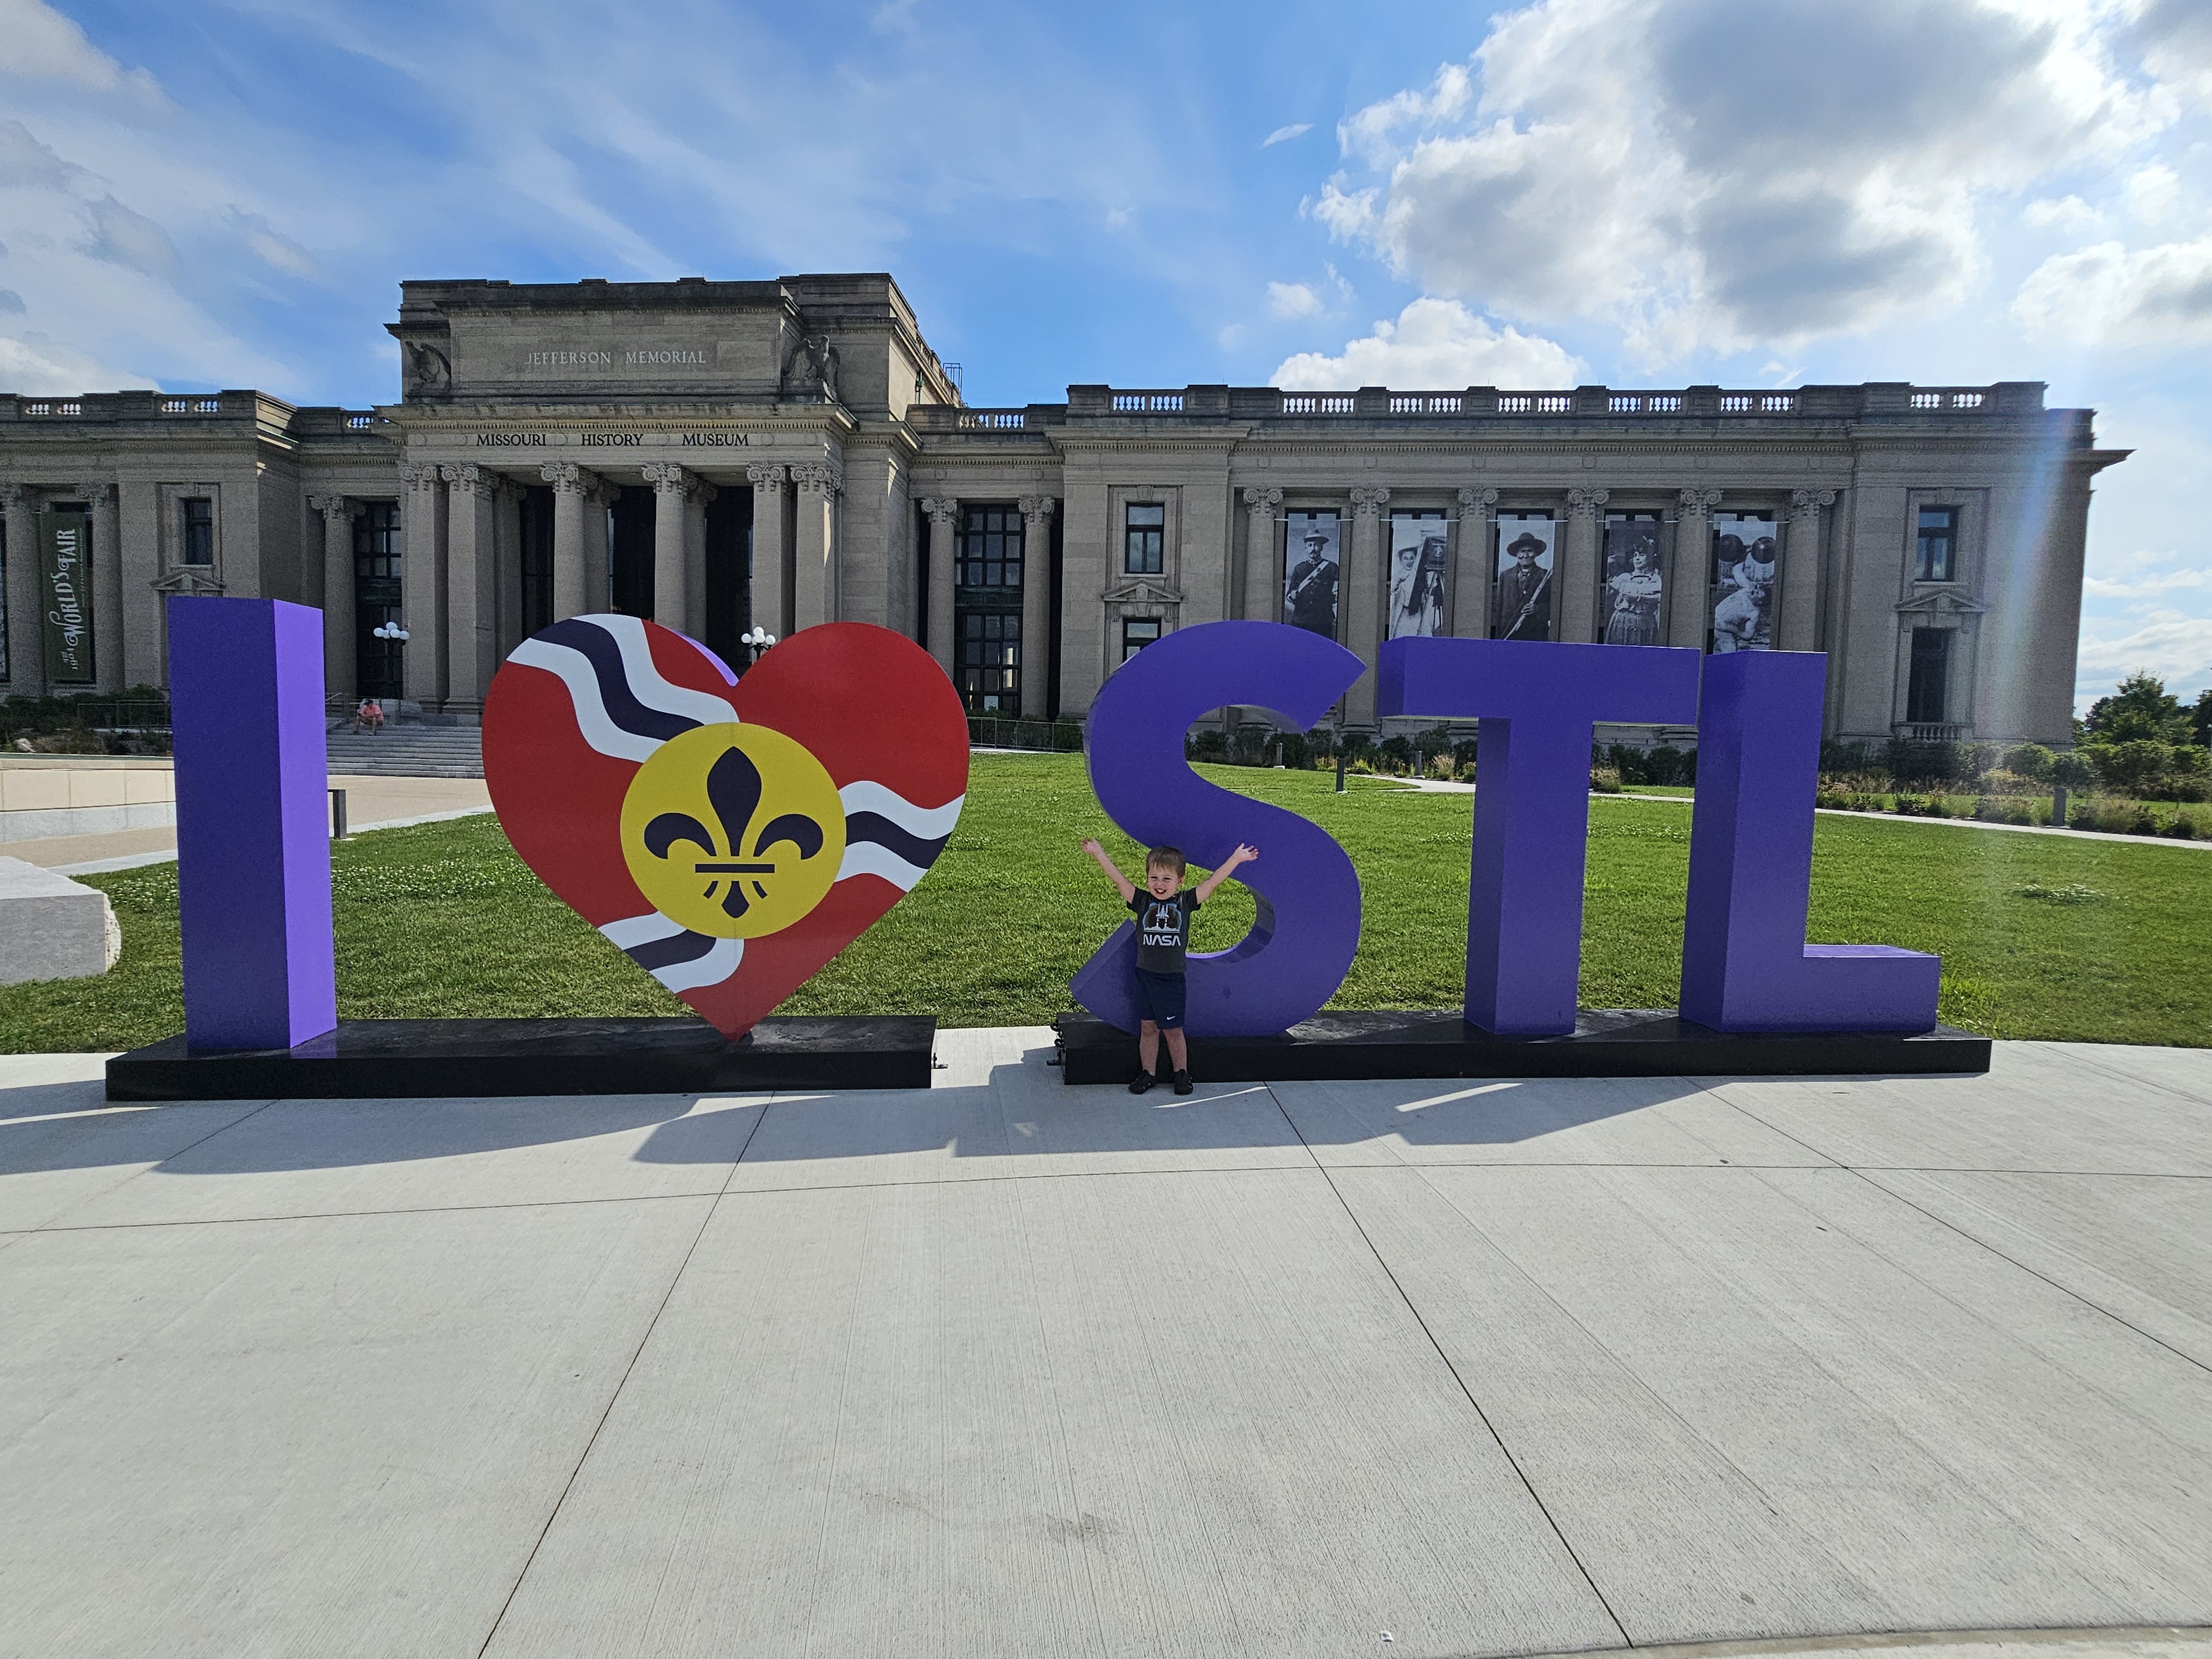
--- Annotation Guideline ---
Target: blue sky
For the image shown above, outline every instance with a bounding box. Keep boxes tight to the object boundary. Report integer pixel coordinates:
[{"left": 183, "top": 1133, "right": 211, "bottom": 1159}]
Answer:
[{"left": 2, "top": 0, "right": 2208, "bottom": 711}]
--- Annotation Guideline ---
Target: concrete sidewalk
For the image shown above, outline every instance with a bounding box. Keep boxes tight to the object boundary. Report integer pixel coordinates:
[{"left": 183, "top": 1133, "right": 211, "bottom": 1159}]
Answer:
[
  {"left": 0, "top": 774, "right": 492, "bottom": 873},
  {"left": 2, "top": 1033, "right": 2209, "bottom": 1657}
]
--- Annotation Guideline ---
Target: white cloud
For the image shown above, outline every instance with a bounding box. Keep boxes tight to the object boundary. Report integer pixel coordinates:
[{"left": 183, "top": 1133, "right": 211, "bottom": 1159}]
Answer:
[
  {"left": 1313, "top": 0, "right": 2179, "bottom": 361},
  {"left": 2124, "top": 163, "right": 2182, "bottom": 227},
  {"left": 2083, "top": 567, "right": 2211, "bottom": 601},
  {"left": 0, "top": 0, "right": 161, "bottom": 98},
  {"left": 2025, "top": 194, "right": 2099, "bottom": 231},
  {"left": 2011, "top": 235, "right": 2212, "bottom": 347},
  {"left": 0, "top": 333, "right": 152, "bottom": 394},
  {"left": 1270, "top": 296, "right": 1584, "bottom": 390},
  {"left": 1261, "top": 123, "right": 1312, "bottom": 148},
  {"left": 2075, "top": 611, "right": 2212, "bottom": 699},
  {"left": 1266, "top": 280, "right": 1322, "bottom": 319}
]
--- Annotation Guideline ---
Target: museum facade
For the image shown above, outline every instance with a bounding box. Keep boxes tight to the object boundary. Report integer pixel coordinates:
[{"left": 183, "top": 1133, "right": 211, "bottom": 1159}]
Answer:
[{"left": 0, "top": 273, "right": 2127, "bottom": 744}]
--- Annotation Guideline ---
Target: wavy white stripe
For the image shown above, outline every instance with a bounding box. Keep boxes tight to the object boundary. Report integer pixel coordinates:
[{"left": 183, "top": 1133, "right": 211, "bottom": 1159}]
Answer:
[
  {"left": 838, "top": 781, "right": 965, "bottom": 838},
  {"left": 836, "top": 839, "right": 931, "bottom": 892},
  {"left": 597, "top": 912, "right": 744, "bottom": 993},
  {"left": 508, "top": 615, "right": 735, "bottom": 763},
  {"left": 599, "top": 912, "right": 685, "bottom": 950},
  {"left": 592, "top": 614, "right": 741, "bottom": 728},
  {"left": 654, "top": 936, "right": 743, "bottom": 994}
]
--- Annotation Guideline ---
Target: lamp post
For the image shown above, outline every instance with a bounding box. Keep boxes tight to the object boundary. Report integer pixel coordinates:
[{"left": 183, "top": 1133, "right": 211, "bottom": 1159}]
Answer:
[{"left": 739, "top": 627, "right": 777, "bottom": 670}]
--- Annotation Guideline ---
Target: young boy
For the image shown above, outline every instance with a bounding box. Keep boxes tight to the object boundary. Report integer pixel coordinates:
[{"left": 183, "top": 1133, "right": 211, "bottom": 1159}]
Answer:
[{"left": 1079, "top": 837, "right": 1258, "bottom": 1095}]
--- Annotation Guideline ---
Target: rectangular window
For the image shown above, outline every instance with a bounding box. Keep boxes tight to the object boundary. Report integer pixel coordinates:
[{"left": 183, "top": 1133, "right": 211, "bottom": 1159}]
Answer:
[
  {"left": 1916, "top": 505, "right": 1958, "bottom": 582},
  {"left": 958, "top": 612, "right": 1020, "bottom": 713},
  {"left": 1906, "top": 627, "right": 1951, "bottom": 724},
  {"left": 958, "top": 504, "right": 1023, "bottom": 588},
  {"left": 1121, "top": 617, "right": 1161, "bottom": 662},
  {"left": 179, "top": 497, "right": 215, "bottom": 566},
  {"left": 1124, "top": 503, "right": 1165, "bottom": 575}
]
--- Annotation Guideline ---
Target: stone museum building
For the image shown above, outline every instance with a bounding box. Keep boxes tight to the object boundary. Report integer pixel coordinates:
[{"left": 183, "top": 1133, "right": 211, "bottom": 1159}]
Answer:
[{"left": 0, "top": 272, "right": 2126, "bottom": 744}]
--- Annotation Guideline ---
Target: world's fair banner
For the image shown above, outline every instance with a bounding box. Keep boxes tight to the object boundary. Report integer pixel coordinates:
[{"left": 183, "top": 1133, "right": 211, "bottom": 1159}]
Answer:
[{"left": 40, "top": 503, "right": 95, "bottom": 685}]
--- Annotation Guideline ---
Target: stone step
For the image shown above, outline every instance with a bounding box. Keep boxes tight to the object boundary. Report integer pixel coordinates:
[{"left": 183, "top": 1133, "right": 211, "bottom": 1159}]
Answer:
[{"left": 324, "top": 726, "right": 485, "bottom": 779}]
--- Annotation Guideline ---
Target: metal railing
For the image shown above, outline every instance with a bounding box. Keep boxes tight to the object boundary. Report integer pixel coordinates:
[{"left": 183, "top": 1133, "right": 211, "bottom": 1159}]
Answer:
[
  {"left": 968, "top": 716, "right": 1083, "bottom": 752},
  {"left": 1900, "top": 722, "right": 1969, "bottom": 742}
]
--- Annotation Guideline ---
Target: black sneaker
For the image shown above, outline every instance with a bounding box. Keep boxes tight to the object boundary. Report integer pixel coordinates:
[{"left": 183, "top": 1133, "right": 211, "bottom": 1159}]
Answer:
[
  {"left": 1129, "top": 1072, "right": 1155, "bottom": 1095},
  {"left": 1172, "top": 1070, "right": 1194, "bottom": 1095}
]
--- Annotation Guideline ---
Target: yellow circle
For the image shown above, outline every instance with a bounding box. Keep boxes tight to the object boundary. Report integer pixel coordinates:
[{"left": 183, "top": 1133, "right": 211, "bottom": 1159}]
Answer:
[{"left": 619, "top": 722, "right": 847, "bottom": 938}]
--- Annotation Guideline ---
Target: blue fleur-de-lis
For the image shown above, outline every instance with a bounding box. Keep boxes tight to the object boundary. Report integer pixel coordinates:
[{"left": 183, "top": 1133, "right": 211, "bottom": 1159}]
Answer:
[{"left": 643, "top": 747, "right": 827, "bottom": 920}]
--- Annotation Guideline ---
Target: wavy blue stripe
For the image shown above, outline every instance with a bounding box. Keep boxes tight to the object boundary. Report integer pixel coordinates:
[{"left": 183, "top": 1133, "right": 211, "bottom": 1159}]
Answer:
[
  {"left": 541, "top": 618, "right": 701, "bottom": 743},
  {"left": 625, "top": 930, "right": 718, "bottom": 971},
  {"left": 846, "top": 811, "right": 949, "bottom": 872}
]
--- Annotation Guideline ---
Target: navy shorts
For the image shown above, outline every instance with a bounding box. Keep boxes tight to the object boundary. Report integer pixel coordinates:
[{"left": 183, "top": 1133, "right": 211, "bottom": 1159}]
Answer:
[{"left": 1131, "top": 967, "right": 1187, "bottom": 1029}]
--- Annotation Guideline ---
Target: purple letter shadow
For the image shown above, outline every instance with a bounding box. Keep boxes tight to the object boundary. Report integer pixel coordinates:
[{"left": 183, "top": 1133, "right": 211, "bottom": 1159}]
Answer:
[
  {"left": 169, "top": 597, "right": 338, "bottom": 1051},
  {"left": 1682, "top": 650, "right": 1939, "bottom": 1031},
  {"left": 1379, "top": 637, "right": 1702, "bottom": 1034},
  {"left": 1071, "top": 620, "right": 1364, "bottom": 1036}
]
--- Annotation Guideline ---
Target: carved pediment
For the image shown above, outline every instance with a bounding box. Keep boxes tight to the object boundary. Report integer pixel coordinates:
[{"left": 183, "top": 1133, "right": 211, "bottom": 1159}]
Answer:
[
  {"left": 152, "top": 568, "right": 227, "bottom": 597},
  {"left": 1895, "top": 586, "right": 1984, "bottom": 618},
  {"left": 1102, "top": 578, "right": 1184, "bottom": 606}
]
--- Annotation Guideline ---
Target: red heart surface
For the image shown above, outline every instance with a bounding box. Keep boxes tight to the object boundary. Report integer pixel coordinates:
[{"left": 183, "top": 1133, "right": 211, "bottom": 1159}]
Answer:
[{"left": 482, "top": 617, "right": 969, "bottom": 1039}]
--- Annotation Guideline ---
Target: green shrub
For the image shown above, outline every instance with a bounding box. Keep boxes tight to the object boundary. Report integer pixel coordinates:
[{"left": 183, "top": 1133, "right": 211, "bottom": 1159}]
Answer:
[
  {"left": 1973, "top": 796, "right": 2036, "bottom": 826},
  {"left": 1589, "top": 766, "right": 1623, "bottom": 794},
  {"left": 2004, "top": 743, "right": 2057, "bottom": 782}
]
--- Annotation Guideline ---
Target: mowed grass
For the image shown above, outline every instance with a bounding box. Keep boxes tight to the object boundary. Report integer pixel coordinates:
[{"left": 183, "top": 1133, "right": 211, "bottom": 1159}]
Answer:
[{"left": 4, "top": 752, "right": 2210, "bottom": 1052}]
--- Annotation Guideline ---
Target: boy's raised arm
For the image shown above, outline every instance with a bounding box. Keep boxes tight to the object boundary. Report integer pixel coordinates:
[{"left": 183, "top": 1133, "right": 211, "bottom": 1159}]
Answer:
[
  {"left": 1193, "top": 843, "right": 1258, "bottom": 905},
  {"left": 1080, "top": 837, "right": 1136, "bottom": 904}
]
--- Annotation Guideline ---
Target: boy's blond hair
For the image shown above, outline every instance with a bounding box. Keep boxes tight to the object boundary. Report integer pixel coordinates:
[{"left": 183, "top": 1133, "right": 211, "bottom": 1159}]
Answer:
[{"left": 1145, "top": 846, "right": 1186, "bottom": 879}]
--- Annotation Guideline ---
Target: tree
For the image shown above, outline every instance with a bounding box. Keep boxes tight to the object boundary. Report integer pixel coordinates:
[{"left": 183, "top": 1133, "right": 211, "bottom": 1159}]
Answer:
[
  {"left": 2194, "top": 687, "right": 2211, "bottom": 749},
  {"left": 2083, "top": 671, "right": 2194, "bottom": 744}
]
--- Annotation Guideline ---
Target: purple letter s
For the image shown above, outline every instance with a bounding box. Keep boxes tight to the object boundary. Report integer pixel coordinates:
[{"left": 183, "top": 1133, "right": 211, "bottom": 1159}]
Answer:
[{"left": 1071, "top": 621, "right": 1365, "bottom": 1036}]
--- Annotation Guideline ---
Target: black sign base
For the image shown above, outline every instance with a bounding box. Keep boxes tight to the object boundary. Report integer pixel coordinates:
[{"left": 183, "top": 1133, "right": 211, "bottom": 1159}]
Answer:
[
  {"left": 106, "top": 1016, "right": 938, "bottom": 1102},
  {"left": 1055, "top": 1008, "right": 1990, "bottom": 1084}
]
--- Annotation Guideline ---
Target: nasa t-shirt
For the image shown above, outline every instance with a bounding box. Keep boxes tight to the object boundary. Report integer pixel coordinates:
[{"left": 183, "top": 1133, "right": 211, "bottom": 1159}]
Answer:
[{"left": 1129, "top": 889, "right": 1201, "bottom": 974}]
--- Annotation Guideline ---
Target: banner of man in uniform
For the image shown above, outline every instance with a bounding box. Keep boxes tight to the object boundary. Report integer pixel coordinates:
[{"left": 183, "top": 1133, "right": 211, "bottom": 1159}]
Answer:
[
  {"left": 1491, "top": 514, "right": 1554, "bottom": 641},
  {"left": 1283, "top": 511, "right": 1340, "bottom": 640}
]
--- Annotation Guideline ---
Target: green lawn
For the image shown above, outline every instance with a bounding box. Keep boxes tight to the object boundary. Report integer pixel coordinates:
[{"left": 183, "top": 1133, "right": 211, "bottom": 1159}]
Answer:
[{"left": 5, "top": 753, "right": 2210, "bottom": 1052}]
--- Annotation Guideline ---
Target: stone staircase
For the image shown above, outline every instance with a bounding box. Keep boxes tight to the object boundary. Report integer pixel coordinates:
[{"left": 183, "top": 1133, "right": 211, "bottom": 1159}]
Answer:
[{"left": 324, "top": 723, "right": 484, "bottom": 779}]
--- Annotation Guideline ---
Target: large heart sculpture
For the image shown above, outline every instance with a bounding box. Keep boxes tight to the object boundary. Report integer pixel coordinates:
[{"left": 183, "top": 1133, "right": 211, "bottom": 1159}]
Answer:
[{"left": 483, "top": 616, "right": 969, "bottom": 1038}]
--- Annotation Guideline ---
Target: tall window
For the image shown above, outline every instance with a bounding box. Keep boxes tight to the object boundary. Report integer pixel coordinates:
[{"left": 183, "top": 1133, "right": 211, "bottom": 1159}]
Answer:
[
  {"left": 959, "top": 505, "right": 1023, "bottom": 588},
  {"left": 0, "top": 513, "right": 10, "bottom": 681},
  {"left": 1124, "top": 503, "right": 1164, "bottom": 575},
  {"left": 1906, "top": 627, "right": 1951, "bottom": 724},
  {"left": 353, "top": 502, "right": 404, "bottom": 701},
  {"left": 179, "top": 498, "right": 215, "bottom": 566},
  {"left": 1916, "top": 506, "right": 1958, "bottom": 582},
  {"left": 1121, "top": 617, "right": 1161, "bottom": 663},
  {"left": 959, "top": 613, "right": 1020, "bottom": 712},
  {"left": 954, "top": 505, "right": 1024, "bottom": 715}
]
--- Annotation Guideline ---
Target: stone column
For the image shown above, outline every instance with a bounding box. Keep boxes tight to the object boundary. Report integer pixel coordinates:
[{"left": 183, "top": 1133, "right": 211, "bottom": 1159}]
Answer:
[
  {"left": 441, "top": 464, "right": 499, "bottom": 717},
  {"left": 541, "top": 462, "right": 596, "bottom": 620},
  {"left": 642, "top": 463, "right": 695, "bottom": 631},
  {"left": 687, "top": 482, "right": 713, "bottom": 644},
  {"left": 309, "top": 493, "right": 357, "bottom": 700},
  {"left": 75, "top": 482, "right": 123, "bottom": 693},
  {"left": 1241, "top": 487, "right": 1282, "bottom": 622},
  {"left": 920, "top": 495, "right": 959, "bottom": 676},
  {"left": 1019, "top": 494, "right": 1056, "bottom": 717},
  {"left": 581, "top": 474, "right": 612, "bottom": 617},
  {"left": 1669, "top": 489, "right": 1721, "bottom": 650},
  {"left": 493, "top": 482, "right": 524, "bottom": 657},
  {"left": 1780, "top": 488, "right": 1835, "bottom": 651},
  {"left": 3, "top": 483, "right": 44, "bottom": 695},
  {"left": 1344, "top": 486, "right": 1389, "bottom": 728},
  {"left": 1452, "top": 486, "right": 1497, "bottom": 637},
  {"left": 748, "top": 463, "right": 789, "bottom": 641},
  {"left": 399, "top": 463, "right": 446, "bottom": 708},
  {"left": 1558, "top": 486, "right": 1609, "bottom": 643},
  {"left": 790, "top": 463, "right": 843, "bottom": 632}
]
